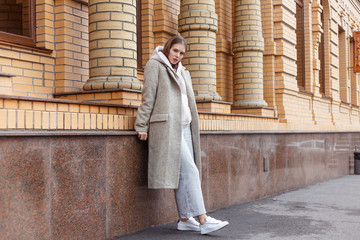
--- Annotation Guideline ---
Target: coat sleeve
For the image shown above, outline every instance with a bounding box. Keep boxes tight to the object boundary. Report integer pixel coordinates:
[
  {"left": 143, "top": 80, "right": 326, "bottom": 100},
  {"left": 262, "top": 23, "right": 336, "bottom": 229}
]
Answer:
[{"left": 134, "top": 60, "right": 160, "bottom": 133}]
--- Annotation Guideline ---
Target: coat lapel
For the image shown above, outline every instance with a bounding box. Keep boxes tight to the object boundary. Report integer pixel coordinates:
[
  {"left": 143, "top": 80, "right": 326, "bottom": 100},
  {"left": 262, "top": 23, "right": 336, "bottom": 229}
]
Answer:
[
  {"left": 182, "top": 70, "right": 195, "bottom": 102},
  {"left": 165, "top": 67, "right": 181, "bottom": 89}
]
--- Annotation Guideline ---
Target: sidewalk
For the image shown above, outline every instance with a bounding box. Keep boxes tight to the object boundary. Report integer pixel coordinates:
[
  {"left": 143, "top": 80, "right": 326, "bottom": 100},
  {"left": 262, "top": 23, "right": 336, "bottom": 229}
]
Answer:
[{"left": 113, "top": 175, "right": 360, "bottom": 240}]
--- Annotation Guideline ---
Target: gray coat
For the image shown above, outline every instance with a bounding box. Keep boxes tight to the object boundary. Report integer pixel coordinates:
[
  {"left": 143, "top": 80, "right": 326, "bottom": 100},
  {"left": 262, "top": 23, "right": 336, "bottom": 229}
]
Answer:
[{"left": 134, "top": 59, "right": 201, "bottom": 189}]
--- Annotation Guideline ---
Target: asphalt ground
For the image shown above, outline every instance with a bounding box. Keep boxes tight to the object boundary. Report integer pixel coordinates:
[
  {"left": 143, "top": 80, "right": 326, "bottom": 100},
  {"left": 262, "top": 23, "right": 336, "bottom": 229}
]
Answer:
[{"left": 113, "top": 175, "right": 360, "bottom": 240}]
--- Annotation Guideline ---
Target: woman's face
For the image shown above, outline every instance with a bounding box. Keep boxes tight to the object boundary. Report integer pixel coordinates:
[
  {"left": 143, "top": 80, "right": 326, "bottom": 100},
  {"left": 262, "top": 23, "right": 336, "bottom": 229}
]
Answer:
[{"left": 168, "top": 43, "right": 186, "bottom": 65}]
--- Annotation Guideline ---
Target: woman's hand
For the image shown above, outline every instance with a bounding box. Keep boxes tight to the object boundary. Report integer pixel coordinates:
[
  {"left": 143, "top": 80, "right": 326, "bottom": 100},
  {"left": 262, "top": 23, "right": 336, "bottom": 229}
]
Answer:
[{"left": 137, "top": 132, "right": 148, "bottom": 141}]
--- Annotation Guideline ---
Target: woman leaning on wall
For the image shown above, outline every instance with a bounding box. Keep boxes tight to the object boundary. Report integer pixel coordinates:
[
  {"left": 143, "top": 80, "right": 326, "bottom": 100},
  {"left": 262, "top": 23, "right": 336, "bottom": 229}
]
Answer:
[{"left": 135, "top": 36, "right": 229, "bottom": 234}]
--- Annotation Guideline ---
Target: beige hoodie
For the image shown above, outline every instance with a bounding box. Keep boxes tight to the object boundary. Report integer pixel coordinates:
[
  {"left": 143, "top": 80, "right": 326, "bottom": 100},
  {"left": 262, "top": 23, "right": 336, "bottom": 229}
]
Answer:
[{"left": 150, "top": 46, "right": 192, "bottom": 127}]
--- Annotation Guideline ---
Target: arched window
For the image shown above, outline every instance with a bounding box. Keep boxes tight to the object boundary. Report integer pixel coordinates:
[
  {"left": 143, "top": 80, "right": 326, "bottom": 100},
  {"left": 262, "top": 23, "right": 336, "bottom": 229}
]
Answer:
[
  {"left": 0, "top": 0, "right": 36, "bottom": 46},
  {"left": 295, "top": 0, "right": 305, "bottom": 89}
]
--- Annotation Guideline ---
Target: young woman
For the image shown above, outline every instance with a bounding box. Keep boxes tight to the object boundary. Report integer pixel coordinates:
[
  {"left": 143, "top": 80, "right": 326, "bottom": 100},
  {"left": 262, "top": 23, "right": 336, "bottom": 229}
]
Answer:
[{"left": 135, "top": 36, "right": 229, "bottom": 234}]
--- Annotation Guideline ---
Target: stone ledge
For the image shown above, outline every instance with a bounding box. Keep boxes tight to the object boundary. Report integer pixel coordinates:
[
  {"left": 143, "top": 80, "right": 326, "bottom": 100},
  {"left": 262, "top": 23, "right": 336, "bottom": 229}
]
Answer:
[
  {"left": 0, "top": 72, "right": 16, "bottom": 77},
  {"left": 199, "top": 111, "right": 278, "bottom": 119},
  {"left": 2, "top": 129, "right": 360, "bottom": 137},
  {"left": 197, "top": 100, "right": 232, "bottom": 114},
  {"left": 0, "top": 94, "right": 139, "bottom": 109},
  {"left": 53, "top": 88, "right": 141, "bottom": 97},
  {"left": 231, "top": 106, "right": 276, "bottom": 117},
  {"left": 53, "top": 88, "right": 142, "bottom": 106},
  {"left": 0, "top": 130, "right": 136, "bottom": 136}
]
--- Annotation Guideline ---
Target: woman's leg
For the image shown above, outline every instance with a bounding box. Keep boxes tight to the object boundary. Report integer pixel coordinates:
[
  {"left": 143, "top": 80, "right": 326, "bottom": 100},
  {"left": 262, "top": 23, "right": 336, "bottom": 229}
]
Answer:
[
  {"left": 175, "top": 126, "right": 229, "bottom": 234},
  {"left": 175, "top": 126, "right": 206, "bottom": 219}
]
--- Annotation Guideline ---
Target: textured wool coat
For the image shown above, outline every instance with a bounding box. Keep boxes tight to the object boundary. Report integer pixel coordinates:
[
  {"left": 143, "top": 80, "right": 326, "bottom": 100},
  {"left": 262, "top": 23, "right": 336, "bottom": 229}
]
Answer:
[{"left": 134, "top": 59, "right": 201, "bottom": 189}]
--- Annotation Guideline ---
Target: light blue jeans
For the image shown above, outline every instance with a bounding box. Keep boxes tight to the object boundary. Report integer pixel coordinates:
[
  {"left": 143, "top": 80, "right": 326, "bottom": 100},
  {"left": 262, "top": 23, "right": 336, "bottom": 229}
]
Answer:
[{"left": 175, "top": 125, "right": 206, "bottom": 219}]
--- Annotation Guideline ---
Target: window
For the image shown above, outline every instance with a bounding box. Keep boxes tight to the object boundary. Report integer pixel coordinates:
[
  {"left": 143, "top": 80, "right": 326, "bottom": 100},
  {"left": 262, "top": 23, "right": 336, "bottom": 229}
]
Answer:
[
  {"left": 0, "top": 0, "right": 36, "bottom": 46},
  {"left": 295, "top": 0, "right": 305, "bottom": 89}
]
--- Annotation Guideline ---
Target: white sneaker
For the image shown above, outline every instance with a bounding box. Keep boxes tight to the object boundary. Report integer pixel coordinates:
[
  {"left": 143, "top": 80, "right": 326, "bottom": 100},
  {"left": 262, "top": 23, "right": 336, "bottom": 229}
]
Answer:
[
  {"left": 200, "top": 216, "right": 229, "bottom": 234},
  {"left": 177, "top": 217, "right": 201, "bottom": 231}
]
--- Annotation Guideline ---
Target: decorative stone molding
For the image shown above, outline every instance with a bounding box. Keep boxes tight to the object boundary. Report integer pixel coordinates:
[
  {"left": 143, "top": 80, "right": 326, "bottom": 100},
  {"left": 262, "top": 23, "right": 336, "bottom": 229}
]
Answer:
[{"left": 312, "top": 0, "right": 323, "bottom": 96}]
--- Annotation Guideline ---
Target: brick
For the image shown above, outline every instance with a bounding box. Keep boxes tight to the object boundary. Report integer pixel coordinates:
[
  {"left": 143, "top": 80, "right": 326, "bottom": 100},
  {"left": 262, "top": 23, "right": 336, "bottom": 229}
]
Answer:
[
  {"left": 71, "top": 113, "right": 78, "bottom": 129},
  {"left": 58, "top": 103, "right": 69, "bottom": 112},
  {"left": 7, "top": 110, "right": 16, "bottom": 129},
  {"left": 33, "top": 102, "right": 45, "bottom": 111},
  {"left": 69, "top": 104, "right": 80, "bottom": 112},
  {"left": 97, "top": 114, "right": 103, "bottom": 129},
  {"left": 4, "top": 99, "right": 18, "bottom": 109},
  {"left": 0, "top": 109, "right": 6, "bottom": 129},
  {"left": 97, "top": 3, "right": 123, "bottom": 12},
  {"left": 17, "top": 110, "right": 25, "bottom": 129},
  {"left": 78, "top": 113, "right": 84, "bottom": 129},
  {"left": 90, "top": 30, "right": 110, "bottom": 40},
  {"left": 57, "top": 112, "right": 64, "bottom": 129},
  {"left": 0, "top": 49, "right": 20, "bottom": 59},
  {"left": 90, "top": 49, "right": 112, "bottom": 59},
  {"left": 34, "top": 111, "right": 42, "bottom": 129},
  {"left": 42, "top": 112, "right": 50, "bottom": 129},
  {"left": 108, "top": 115, "right": 114, "bottom": 129},
  {"left": 50, "top": 112, "right": 57, "bottom": 129},
  {"left": 25, "top": 110, "right": 33, "bottom": 129},
  {"left": 46, "top": 102, "right": 57, "bottom": 111},
  {"left": 13, "top": 84, "right": 33, "bottom": 92},
  {"left": 97, "top": 21, "right": 123, "bottom": 30},
  {"left": 109, "top": 107, "right": 117, "bottom": 114},
  {"left": 84, "top": 113, "right": 91, "bottom": 129},
  {"left": 64, "top": 113, "right": 71, "bottom": 129},
  {"left": 90, "top": 114, "right": 96, "bottom": 129},
  {"left": 80, "top": 105, "right": 90, "bottom": 113},
  {"left": 119, "top": 115, "right": 124, "bottom": 129},
  {"left": 111, "top": 115, "right": 118, "bottom": 130},
  {"left": 21, "top": 53, "right": 40, "bottom": 63},
  {"left": 19, "top": 101, "right": 32, "bottom": 110},
  {"left": 103, "top": 115, "right": 108, "bottom": 129}
]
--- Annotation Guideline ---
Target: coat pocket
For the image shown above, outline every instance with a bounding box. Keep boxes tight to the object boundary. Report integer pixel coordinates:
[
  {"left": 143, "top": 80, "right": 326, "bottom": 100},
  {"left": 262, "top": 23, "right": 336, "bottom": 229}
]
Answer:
[{"left": 149, "top": 113, "right": 168, "bottom": 123}]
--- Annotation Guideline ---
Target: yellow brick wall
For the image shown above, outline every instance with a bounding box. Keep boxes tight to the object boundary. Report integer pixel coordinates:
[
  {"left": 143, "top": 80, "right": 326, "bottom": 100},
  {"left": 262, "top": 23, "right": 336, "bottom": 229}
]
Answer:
[
  {"left": 55, "top": 0, "right": 89, "bottom": 93},
  {"left": 215, "top": 0, "right": 233, "bottom": 102},
  {"left": 0, "top": 45, "right": 55, "bottom": 98},
  {"left": 0, "top": 0, "right": 88, "bottom": 97},
  {"left": 36, "top": 0, "right": 55, "bottom": 50},
  {"left": 0, "top": 96, "right": 136, "bottom": 130},
  {"left": 140, "top": 0, "right": 155, "bottom": 69},
  {"left": 1, "top": 0, "right": 360, "bottom": 132},
  {"left": 153, "top": 0, "right": 180, "bottom": 46}
]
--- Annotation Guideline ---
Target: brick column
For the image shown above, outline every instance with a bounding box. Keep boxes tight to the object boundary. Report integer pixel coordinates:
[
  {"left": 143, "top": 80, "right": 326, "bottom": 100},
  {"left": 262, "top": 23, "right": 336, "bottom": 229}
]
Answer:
[
  {"left": 83, "top": 0, "right": 142, "bottom": 91},
  {"left": 232, "top": 0, "right": 267, "bottom": 107},
  {"left": 178, "top": 0, "right": 221, "bottom": 101}
]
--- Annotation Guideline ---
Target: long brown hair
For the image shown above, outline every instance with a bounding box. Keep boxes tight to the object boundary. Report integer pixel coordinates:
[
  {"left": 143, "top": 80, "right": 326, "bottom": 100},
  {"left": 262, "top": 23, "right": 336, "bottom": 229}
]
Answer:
[{"left": 162, "top": 35, "right": 187, "bottom": 58}]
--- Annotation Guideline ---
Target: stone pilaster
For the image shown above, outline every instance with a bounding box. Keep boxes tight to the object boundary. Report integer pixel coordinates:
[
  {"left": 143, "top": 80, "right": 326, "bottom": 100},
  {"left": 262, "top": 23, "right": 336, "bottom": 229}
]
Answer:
[
  {"left": 178, "top": 0, "right": 221, "bottom": 101},
  {"left": 232, "top": 0, "right": 267, "bottom": 108},
  {"left": 83, "top": 0, "right": 142, "bottom": 91},
  {"left": 312, "top": 0, "right": 323, "bottom": 96}
]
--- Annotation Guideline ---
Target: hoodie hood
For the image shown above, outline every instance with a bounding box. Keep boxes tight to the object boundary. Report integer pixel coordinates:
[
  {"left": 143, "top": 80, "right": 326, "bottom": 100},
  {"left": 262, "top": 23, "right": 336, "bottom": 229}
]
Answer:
[
  {"left": 149, "top": 46, "right": 192, "bottom": 127},
  {"left": 150, "top": 46, "right": 184, "bottom": 73}
]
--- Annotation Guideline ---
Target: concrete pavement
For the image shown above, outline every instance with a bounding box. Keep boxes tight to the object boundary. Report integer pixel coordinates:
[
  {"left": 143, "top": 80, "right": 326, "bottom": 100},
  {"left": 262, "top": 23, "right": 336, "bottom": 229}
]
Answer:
[{"left": 113, "top": 175, "right": 360, "bottom": 240}]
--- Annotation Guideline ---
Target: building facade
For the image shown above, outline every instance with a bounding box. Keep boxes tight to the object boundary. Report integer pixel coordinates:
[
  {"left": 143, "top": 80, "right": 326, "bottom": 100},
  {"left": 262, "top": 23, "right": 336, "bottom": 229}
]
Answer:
[{"left": 1, "top": 0, "right": 360, "bottom": 239}]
